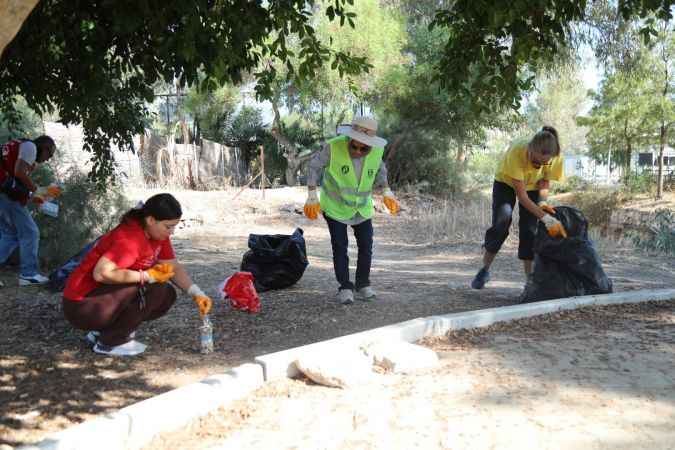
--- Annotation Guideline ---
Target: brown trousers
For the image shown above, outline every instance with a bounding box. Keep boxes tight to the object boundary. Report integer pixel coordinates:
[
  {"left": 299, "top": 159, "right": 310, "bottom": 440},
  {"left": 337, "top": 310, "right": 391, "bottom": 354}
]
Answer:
[{"left": 63, "top": 283, "right": 177, "bottom": 346}]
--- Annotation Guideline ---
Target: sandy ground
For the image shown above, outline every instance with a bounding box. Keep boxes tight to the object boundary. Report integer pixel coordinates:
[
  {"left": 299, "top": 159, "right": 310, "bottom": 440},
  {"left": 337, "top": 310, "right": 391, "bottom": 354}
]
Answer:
[
  {"left": 146, "top": 301, "right": 675, "bottom": 450},
  {"left": 1, "top": 187, "right": 674, "bottom": 447}
]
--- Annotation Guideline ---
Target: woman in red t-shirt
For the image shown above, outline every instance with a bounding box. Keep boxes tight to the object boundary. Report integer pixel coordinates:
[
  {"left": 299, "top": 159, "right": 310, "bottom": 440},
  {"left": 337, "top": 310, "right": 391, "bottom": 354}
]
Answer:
[{"left": 63, "top": 193, "right": 213, "bottom": 356}]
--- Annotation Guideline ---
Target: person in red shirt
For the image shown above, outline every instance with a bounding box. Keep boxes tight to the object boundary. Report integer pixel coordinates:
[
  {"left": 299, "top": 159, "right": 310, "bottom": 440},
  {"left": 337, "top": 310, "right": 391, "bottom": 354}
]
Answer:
[
  {"left": 63, "top": 193, "right": 213, "bottom": 356},
  {"left": 0, "top": 136, "right": 60, "bottom": 286}
]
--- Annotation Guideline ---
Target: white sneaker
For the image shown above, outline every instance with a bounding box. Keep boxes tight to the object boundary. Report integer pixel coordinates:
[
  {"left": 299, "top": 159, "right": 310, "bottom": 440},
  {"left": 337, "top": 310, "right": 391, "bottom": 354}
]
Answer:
[
  {"left": 93, "top": 339, "right": 147, "bottom": 356},
  {"left": 356, "top": 286, "right": 376, "bottom": 301},
  {"left": 19, "top": 273, "right": 49, "bottom": 286},
  {"left": 336, "top": 289, "right": 354, "bottom": 305},
  {"left": 86, "top": 331, "right": 135, "bottom": 347}
]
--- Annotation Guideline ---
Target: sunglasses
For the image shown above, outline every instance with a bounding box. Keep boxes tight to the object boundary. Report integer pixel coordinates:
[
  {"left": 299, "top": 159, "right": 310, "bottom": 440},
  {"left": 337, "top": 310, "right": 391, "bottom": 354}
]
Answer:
[
  {"left": 529, "top": 151, "right": 553, "bottom": 166},
  {"left": 349, "top": 141, "right": 371, "bottom": 154}
]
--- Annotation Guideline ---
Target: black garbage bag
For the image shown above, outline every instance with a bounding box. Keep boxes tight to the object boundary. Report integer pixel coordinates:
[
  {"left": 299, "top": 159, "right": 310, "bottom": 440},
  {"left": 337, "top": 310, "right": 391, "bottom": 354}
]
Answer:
[
  {"left": 47, "top": 238, "right": 100, "bottom": 292},
  {"left": 521, "top": 206, "right": 613, "bottom": 302},
  {"left": 240, "top": 228, "right": 309, "bottom": 292}
]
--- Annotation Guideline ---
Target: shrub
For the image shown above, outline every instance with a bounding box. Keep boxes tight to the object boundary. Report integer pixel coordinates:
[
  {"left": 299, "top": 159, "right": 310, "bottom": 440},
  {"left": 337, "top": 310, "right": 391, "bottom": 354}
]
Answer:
[
  {"left": 630, "top": 209, "right": 675, "bottom": 255},
  {"left": 620, "top": 171, "right": 655, "bottom": 195},
  {"left": 568, "top": 188, "right": 625, "bottom": 228},
  {"left": 550, "top": 175, "right": 590, "bottom": 194},
  {"left": 34, "top": 170, "right": 131, "bottom": 269}
]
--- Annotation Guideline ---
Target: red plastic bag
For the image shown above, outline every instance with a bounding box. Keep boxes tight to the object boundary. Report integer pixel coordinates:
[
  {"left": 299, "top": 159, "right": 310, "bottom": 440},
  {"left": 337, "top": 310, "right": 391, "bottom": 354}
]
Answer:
[{"left": 223, "top": 272, "right": 260, "bottom": 313}]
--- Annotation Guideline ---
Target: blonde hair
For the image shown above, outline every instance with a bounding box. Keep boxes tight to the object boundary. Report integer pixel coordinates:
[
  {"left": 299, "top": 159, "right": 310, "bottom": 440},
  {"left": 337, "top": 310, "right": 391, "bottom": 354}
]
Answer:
[{"left": 528, "top": 126, "right": 560, "bottom": 157}]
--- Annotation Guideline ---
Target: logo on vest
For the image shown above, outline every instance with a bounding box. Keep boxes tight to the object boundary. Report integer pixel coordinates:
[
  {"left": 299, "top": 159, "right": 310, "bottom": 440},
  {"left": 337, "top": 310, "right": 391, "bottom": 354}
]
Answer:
[
  {"left": 341, "top": 165, "right": 349, "bottom": 175},
  {"left": 367, "top": 168, "right": 374, "bottom": 178}
]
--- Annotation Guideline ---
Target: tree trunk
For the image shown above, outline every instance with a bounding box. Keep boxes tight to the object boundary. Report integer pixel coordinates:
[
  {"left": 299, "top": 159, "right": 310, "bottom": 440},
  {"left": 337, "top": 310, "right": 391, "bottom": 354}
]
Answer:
[
  {"left": 657, "top": 124, "right": 666, "bottom": 199},
  {"left": 269, "top": 96, "right": 314, "bottom": 186},
  {"left": 0, "top": 0, "right": 40, "bottom": 57},
  {"left": 385, "top": 134, "right": 407, "bottom": 162},
  {"left": 285, "top": 160, "right": 298, "bottom": 187},
  {"left": 624, "top": 138, "right": 632, "bottom": 177}
]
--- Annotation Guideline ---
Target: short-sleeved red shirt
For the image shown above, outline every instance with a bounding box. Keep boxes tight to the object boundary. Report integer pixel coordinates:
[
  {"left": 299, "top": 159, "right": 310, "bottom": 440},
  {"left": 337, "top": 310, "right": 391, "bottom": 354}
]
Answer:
[{"left": 63, "top": 220, "right": 175, "bottom": 301}]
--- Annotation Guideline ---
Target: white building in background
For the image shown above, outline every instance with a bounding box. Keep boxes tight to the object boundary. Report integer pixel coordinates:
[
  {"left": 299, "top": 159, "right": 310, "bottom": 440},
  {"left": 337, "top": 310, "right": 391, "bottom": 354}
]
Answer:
[
  {"left": 563, "top": 154, "right": 617, "bottom": 184},
  {"left": 564, "top": 146, "right": 675, "bottom": 185},
  {"left": 638, "top": 146, "right": 675, "bottom": 175}
]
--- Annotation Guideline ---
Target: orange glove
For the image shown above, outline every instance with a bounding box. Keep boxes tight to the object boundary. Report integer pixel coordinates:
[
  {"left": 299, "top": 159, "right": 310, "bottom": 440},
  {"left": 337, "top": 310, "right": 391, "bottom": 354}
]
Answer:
[
  {"left": 382, "top": 188, "right": 400, "bottom": 215},
  {"left": 31, "top": 195, "right": 46, "bottom": 205},
  {"left": 304, "top": 190, "right": 321, "bottom": 220},
  {"left": 144, "top": 263, "right": 175, "bottom": 283},
  {"left": 541, "top": 214, "right": 568, "bottom": 238},
  {"left": 47, "top": 185, "right": 62, "bottom": 198},
  {"left": 187, "top": 284, "right": 213, "bottom": 318},
  {"left": 538, "top": 201, "right": 556, "bottom": 216}
]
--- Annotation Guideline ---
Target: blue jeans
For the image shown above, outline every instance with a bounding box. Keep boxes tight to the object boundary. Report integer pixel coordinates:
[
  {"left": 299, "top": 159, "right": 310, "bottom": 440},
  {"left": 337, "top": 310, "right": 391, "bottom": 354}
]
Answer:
[
  {"left": 0, "top": 193, "right": 40, "bottom": 277},
  {"left": 324, "top": 214, "right": 373, "bottom": 291}
]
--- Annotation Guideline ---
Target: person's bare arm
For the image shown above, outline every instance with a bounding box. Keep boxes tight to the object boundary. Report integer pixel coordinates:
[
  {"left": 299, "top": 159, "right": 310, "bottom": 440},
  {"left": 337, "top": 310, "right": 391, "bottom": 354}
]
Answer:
[
  {"left": 92, "top": 256, "right": 144, "bottom": 284},
  {"left": 13, "top": 159, "right": 37, "bottom": 192}
]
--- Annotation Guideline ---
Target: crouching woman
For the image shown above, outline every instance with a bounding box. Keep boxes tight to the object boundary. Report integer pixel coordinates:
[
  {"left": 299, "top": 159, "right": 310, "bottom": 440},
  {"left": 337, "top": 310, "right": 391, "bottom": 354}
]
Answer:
[{"left": 62, "top": 193, "right": 212, "bottom": 356}]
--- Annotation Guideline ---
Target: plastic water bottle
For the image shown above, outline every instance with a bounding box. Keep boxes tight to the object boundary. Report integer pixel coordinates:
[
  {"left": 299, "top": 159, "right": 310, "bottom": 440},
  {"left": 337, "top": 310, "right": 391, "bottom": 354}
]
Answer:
[{"left": 200, "top": 315, "right": 214, "bottom": 354}]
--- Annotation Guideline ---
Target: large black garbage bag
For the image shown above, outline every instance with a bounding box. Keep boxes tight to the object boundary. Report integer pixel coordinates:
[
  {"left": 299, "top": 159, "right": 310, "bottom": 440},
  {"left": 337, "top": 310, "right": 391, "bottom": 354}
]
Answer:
[
  {"left": 47, "top": 238, "right": 100, "bottom": 292},
  {"left": 521, "top": 206, "right": 613, "bottom": 302},
  {"left": 240, "top": 228, "right": 309, "bottom": 292}
]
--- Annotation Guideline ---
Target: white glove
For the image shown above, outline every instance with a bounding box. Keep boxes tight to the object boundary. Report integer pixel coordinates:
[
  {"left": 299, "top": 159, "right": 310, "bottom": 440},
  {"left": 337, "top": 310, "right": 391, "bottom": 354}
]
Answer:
[
  {"left": 187, "top": 284, "right": 206, "bottom": 297},
  {"left": 541, "top": 214, "right": 560, "bottom": 228}
]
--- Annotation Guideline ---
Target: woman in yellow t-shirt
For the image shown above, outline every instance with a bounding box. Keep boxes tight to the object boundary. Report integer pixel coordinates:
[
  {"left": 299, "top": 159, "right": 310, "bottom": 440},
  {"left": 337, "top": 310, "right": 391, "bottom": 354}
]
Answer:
[{"left": 471, "top": 126, "right": 566, "bottom": 293}]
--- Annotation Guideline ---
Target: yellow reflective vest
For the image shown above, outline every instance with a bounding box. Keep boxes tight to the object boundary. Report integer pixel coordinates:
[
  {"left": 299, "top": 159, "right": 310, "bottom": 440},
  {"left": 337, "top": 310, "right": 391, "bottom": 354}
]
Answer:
[{"left": 320, "top": 135, "right": 384, "bottom": 221}]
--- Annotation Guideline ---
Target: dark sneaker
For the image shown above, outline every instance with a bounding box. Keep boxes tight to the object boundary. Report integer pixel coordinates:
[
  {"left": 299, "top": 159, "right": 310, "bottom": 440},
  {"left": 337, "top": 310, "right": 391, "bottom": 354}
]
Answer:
[
  {"left": 84, "top": 331, "right": 100, "bottom": 347},
  {"left": 471, "top": 268, "right": 491, "bottom": 289},
  {"left": 519, "top": 274, "right": 535, "bottom": 303}
]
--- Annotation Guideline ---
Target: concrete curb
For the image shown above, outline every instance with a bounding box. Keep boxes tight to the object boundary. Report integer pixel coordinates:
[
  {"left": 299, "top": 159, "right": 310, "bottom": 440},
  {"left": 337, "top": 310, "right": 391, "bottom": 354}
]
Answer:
[
  {"left": 255, "top": 288, "right": 675, "bottom": 379},
  {"left": 20, "top": 288, "right": 675, "bottom": 449},
  {"left": 19, "top": 364, "right": 264, "bottom": 450}
]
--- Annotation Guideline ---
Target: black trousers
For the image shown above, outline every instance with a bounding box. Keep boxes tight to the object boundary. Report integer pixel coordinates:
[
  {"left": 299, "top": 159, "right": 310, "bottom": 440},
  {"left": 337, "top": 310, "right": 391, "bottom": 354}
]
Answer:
[
  {"left": 483, "top": 181, "right": 540, "bottom": 260},
  {"left": 324, "top": 214, "right": 373, "bottom": 291}
]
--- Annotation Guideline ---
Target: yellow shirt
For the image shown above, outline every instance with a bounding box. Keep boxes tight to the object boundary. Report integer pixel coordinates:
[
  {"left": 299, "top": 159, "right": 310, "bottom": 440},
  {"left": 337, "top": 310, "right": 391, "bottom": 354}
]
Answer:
[{"left": 494, "top": 138, "right": 564, "bottom": 190}]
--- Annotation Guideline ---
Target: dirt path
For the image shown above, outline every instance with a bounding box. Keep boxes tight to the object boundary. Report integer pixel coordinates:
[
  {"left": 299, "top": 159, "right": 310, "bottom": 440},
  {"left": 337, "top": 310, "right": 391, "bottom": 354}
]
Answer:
[
  {"left": 146, "top": 301, "right": 675, "bottom": 450},
  {"left": 1, "top": 187, "right": 674, "bottom": 447}
]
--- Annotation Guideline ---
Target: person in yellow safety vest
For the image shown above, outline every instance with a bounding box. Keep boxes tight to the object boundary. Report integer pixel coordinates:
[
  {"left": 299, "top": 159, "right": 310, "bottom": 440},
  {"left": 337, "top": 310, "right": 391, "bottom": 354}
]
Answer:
[{"left": 304, "top": 116, "right": 400, "bottom": 305}]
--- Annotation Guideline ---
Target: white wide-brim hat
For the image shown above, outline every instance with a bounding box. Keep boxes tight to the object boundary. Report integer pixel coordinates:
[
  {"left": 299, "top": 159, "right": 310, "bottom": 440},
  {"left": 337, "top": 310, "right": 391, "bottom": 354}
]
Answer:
[{"left": 337, "top": 116, "right": 387, "bottom": 148}]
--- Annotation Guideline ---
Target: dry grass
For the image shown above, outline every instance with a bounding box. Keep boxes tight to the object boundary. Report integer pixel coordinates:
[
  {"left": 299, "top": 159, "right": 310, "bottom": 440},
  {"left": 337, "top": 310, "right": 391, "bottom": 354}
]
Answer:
[
  {"left": 588, "top": 227, "right": 636, "bottom": 258},
  {"left": 396, "top": 194, "right": 493, "bottom": 244}
]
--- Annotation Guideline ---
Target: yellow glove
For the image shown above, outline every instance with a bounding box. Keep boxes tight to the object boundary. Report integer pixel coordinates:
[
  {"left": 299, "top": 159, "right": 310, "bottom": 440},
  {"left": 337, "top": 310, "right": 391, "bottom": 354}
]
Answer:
[
  {"left": 187, "top": 284, "right": 213, "bottom": 318},
  {"left": 304, "top": 190, "right": 321, "bottom": 220},
  {"left": 144, "top": 263, "right": 175, "bottom": 283},
  {"left": 538, "top": 201, "right": 557, "bottom": 216},
  {"left": 541, "top": 214, "right": 568, "bottom": 238},
  {"left": 382, "top": 188, "right": 400, "bottom": 215}
]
